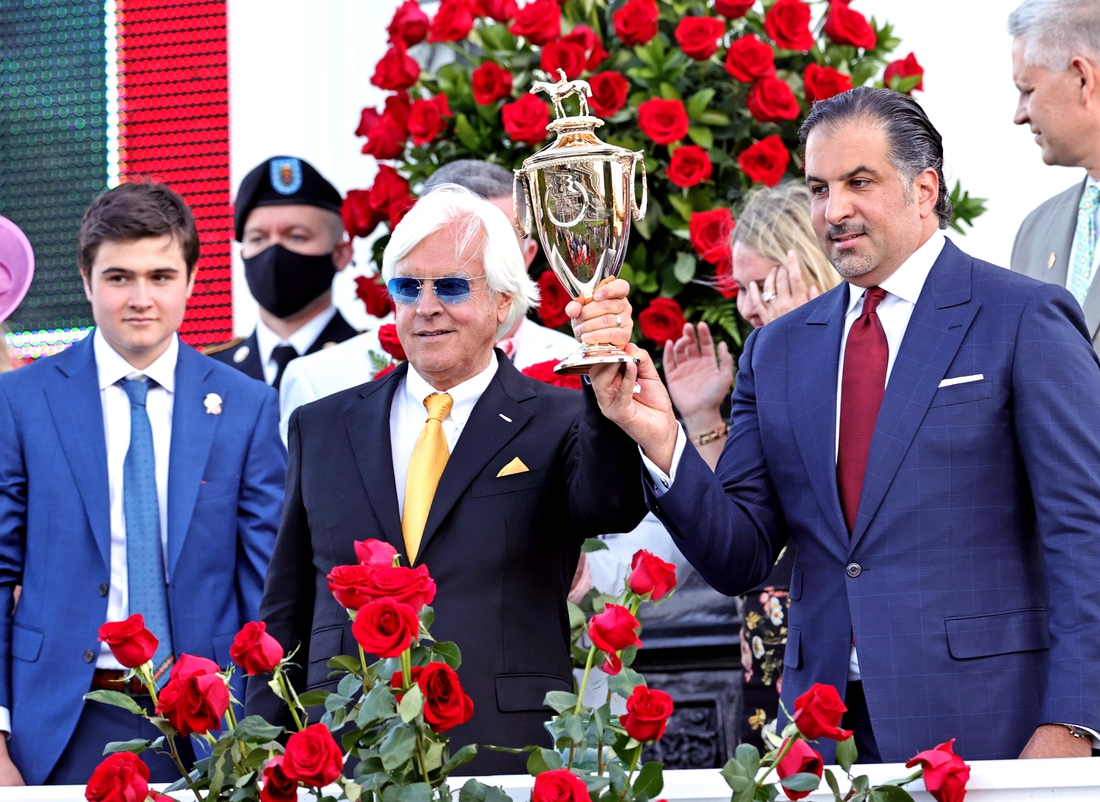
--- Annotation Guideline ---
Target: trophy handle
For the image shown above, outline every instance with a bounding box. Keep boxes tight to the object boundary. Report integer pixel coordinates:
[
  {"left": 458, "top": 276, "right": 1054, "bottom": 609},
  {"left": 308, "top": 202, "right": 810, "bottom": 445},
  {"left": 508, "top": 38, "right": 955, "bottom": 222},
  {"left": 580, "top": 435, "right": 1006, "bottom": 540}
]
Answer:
[
  {"left": 513, "top": 170, "right": 532, "bottom": 238},
  {"left": 630, "top": 153, "right": 648, "bottom": 222}
]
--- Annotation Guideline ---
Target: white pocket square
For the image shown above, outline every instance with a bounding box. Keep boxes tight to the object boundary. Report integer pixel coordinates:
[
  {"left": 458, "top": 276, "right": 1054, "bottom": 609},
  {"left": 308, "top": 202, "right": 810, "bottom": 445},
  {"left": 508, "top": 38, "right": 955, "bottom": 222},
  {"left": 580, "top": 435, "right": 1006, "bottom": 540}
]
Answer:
[{"left": 938, "top": 374, "right": 984, "bottom": 388}]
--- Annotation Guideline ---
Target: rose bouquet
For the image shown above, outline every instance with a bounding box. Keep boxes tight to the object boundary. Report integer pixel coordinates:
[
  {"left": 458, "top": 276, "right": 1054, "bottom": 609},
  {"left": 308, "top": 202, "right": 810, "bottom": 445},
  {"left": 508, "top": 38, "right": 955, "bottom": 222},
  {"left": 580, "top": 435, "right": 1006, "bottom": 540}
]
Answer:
[
  {"left": 84, "top": 540, "right": 488, "bottom": 802},
  {"left": 350, "top": 0, "right": 986, "bottom": 362}
]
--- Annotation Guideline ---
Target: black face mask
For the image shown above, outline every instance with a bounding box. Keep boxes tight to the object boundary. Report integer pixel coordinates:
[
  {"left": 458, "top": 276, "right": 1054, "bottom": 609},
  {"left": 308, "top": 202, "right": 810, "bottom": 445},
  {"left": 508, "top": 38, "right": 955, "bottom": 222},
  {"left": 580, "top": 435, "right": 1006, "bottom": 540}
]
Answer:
[{"left": 243, "top": 244, "right": 337, "bottom": 318}]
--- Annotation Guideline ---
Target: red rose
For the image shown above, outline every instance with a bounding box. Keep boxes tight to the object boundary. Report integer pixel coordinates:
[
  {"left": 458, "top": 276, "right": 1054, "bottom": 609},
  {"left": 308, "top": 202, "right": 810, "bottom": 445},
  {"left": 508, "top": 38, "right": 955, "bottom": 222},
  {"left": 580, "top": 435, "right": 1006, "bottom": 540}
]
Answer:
[
  {"left": 388, "top": 0, "right": 430, "bottom": 46},
  {"left": 689, "top": 208, "right": 734, "bottom": 263},
  {"left": 613, "top": 0, "right": 659, "bottom": 47},
  {"left": 639, "top": 298, "right": 687, "bottom": 345},
  {"left": 98, "top": 613, "right": 158, "bottom": 669},
  {"left": 674, "top": 17, "right": 726, "bottom": 61},
  {"left": 473, "top": 0, "right": 518, "bottom": 23},
  {"left": 355, "top": 275, "right": 394, "bottom": 318},
  {"left": 343, "top": 189, "right": 382, "bottom": 240},
  {"left": 628, "top": 549, "right": 677, "bottom": 599},
  {"left": 327, "top": 564, "right": 378, "bottom": 610},
  {"left": 637, "top": 98, "right": 689, "bottom": 145},
  {"left": 428, "top": 0, "right": 475, "bottom": 43},
  {"left": 408, "top": 94, "right": 452, "bottom": 146},
  {"left": 746, "top": 76, "right": 800, "bottom": 122},
  {"left": 510, "top": 0, "right": 561, "bottom": 46},
  {"left": 803, "top": 63, "right": 853, "bottom": 103},
  {"left": 537, "top": 270, "right": 571, "bottom": 327},
  {"left": 371, "top": 40, "right": 420, "bottom": 91},
  {"left": 715, "top": 0, "right": 753, "bottom": 18},
  {"left": 502, "top": 94, "right": 551, "bottom": 146},
  {"left": 824, "top": 2, "right": 876, "bottom": 50},
  {"left": 620, "top": 685, "right": 674, "bottom": 742},
  {"left": 378, "top": 323, "right": 407, "bottom": 361},
  {"left": 541, "top": 40, "right": 587, "bottom": 80},
  {"left": 371, "top": 165, "right": 414, "bottom": 228},
  {"left": 230, "top": 621, "right": 284, "bottom": 676},
  {"left": 328, "top": 562, "right": 435, "bottom": 611},
  {"left": 355, "top": 538, "right": 398, "bottom": 566},
  {"left": 764, "top": 0, "right": 814, "bottom": 51},
  {"left": 588, "top": 603, "right": 641, "bottom": 673},
  {"left": 531, "top": 769, "right": 591, "bottom": 802},
  {"left": 562, "top": 25, "right": 608, "bottom": 71},
  {"left": 587, "top": 72, "right": 629, "bottom": 117},
  {"left": 775, "top": 738, "right": 823, "bottom": 801},
  {"left": 391, "top": 662, "right": 475, "bottom": 732},
  {"left": 906, "top": 739, "right": 971, "bottom": 802},
  {"left": 85, "top": 752, "right": 149, "bottom": 802},
  {"left": 260, "top": 756, "right": 297, "bottom": 802},
  {"left": 667, "top": 145, "right": 712, "bottom": 188},
  {"left": 885, "top": 52, "right": 924, "bottom": 93},
  {"left": 522, "top": 360, "right": 583, "bottom": 390},
  {"left": 283, "top": 722, "right": 344, "bottom": 788},
  {"left": 357, "top": 93, "right": 411, "bottom": 161},
  {"left": 352, "top": 597, "right": 420, "bottom": 657},
  {"left": 724, "top": 34, "right": 776, "bottom": 83},
  {"left": 715, "top": 258, "right": 738, "bottom": 298},
  {"left": 156, "top": 654, "right": 230, "bottom": 737},
  {"left": 738, "top": 135, "right": 791, "bottom": 187},
  {"left": 374, "top": 363, "right": 397, "bottom": 380},
  {"left": 792, "top": 683, "right": 853, "bottom": 740},
  {"left": 472, "top": 61, "right": 514, "bottom": 105}
]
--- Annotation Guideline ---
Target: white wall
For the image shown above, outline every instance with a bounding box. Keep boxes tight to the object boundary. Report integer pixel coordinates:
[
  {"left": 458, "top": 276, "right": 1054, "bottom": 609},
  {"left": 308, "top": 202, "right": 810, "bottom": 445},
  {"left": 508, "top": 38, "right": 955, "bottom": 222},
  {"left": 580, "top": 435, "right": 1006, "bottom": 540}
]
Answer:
[{"left": 227, "top": 0, "right": 1084, "bottom": 335}]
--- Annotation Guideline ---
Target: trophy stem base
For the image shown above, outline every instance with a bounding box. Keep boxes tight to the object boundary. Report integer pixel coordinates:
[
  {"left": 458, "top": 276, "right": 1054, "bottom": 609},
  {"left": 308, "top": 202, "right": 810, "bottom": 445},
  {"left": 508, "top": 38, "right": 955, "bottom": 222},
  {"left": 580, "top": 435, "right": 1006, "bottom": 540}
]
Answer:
[{"left": 553, "top": 343, "right": 639, "bottom": 376}]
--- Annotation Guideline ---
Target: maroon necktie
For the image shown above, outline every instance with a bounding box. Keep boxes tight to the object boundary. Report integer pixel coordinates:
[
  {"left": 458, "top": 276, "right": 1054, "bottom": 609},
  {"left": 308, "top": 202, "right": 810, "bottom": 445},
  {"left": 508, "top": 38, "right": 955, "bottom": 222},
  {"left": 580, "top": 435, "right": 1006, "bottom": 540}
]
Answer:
[{"left": 837, "top": 287, "right": 888, "bottom": 533}]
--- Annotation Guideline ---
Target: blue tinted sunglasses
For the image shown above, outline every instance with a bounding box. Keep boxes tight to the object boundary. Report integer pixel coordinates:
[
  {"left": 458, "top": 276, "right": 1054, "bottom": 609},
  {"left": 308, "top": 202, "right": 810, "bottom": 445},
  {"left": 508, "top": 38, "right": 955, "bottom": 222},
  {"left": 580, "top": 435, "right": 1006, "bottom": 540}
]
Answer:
[{"left": 387, "top": 276, "right": 484, "bottom": 305}]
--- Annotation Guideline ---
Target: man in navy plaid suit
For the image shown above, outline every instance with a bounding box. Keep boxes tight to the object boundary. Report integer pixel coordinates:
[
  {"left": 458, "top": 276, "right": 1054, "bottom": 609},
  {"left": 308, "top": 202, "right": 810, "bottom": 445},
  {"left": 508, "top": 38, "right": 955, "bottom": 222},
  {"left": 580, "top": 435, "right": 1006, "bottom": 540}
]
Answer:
[{"left": 588, "top": 87, "right": 1100, "bottom": 762}]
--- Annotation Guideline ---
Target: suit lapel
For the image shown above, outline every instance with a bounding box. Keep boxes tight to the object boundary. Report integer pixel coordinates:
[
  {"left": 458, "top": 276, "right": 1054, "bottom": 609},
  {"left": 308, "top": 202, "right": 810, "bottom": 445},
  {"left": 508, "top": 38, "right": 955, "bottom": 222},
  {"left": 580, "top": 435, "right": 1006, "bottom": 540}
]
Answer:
[
  {"left": 166, "top": 345, "right": 221, "bottom": 577},
  {"left": 849, "top": 240, "right": 979, "bottom": 551},
  {"left": 344, "top": 366, "right": 405, "bottom": 555},
  {"left": 790, "top": 284, "right": 849, "bottom": 547},
  {"left": 45, "top": 336, "right": 111, "bottom": 568},
  {"left": 417, "top": 359, "right": 535, "bottom": 562},
  {"left": 236, "top": 331, "right": 264, "bottom": 381},
  {"left": 305, "top": 311, "right": 357, "bottom": 355}
]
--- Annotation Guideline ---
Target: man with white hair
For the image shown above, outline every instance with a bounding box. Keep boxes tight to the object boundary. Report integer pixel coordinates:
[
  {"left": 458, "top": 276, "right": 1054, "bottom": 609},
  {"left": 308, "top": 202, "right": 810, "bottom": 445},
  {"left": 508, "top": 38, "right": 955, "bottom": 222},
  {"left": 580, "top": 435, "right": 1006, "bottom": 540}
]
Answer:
[
  {"left": 1010, "top": 0, "right": 1100, "bottom": 353},
  {"left": 246, "top": 186, "right": 647, "bottom": 773}
]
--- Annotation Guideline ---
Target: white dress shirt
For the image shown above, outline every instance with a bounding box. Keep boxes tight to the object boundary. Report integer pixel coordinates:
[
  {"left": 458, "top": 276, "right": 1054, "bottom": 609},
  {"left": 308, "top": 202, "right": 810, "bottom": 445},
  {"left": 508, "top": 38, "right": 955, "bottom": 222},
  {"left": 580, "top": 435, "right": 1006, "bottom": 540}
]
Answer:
[
  {"left": 389, "top": 358, "right": 498, "bottom": 517},
  {"left": 254, "top": 305, "right": 337, "bottom": 385},
  {"left": 1067, "top": 175, "right": 1100, "bottom": 299}
]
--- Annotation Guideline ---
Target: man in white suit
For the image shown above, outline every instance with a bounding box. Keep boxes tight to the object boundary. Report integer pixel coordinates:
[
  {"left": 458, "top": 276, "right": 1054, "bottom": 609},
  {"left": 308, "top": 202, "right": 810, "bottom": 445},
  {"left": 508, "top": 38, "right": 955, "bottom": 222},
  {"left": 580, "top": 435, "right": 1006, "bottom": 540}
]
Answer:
[
  {"left": 278, "top": 160, "right": 577, "bottom": 441},
  {"left": 1009, "top": 0, "right": 1100, "bottom": 355}
]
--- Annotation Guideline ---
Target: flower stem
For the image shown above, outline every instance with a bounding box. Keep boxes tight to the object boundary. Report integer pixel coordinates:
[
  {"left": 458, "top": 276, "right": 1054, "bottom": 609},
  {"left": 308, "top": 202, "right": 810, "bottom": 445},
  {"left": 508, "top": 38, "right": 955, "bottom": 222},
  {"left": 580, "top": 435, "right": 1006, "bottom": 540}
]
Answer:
[
  {"left": 137, "top": 663, "right": 160, "bottom": 709},
  {"left": 755, "top": 734, "right": 797, "bottom": 790},
  {"left": 167, "top": 735, "right": 206, "bottom": 802},
  {"left": 401, "top": 648, "right": 413, "bottom": 688},
  {"left": 573, "top": 645, "right": 597, "bottom": 715},
  {"left": 619, "top": 744, "right": 641, "bottom": 802},
  {"left": 276, "top": 668, "right": 306, "bottom": 732},
  {"left": 415, "top": 729, "right": 431, "bottom": 784}
]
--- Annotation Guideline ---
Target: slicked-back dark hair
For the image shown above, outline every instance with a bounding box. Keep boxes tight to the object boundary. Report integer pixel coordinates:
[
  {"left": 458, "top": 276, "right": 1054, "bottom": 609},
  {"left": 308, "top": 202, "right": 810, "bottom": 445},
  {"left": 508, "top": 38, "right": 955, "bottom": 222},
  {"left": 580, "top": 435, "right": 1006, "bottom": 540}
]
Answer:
[
  {"left": 798, "top": 87, "right": 952, "bottom": 229},
  {"left": 78, "top": 180, "right": 200, "bottom": 276}
]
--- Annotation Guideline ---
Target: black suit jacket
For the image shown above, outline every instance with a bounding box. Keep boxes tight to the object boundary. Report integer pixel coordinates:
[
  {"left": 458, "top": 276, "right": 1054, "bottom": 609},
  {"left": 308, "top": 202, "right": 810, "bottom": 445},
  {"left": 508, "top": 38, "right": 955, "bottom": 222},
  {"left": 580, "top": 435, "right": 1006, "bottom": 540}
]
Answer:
[
  {"left": 207, "top": 310, "right": 358, "bottom": 382},
  {"left": 245, "top": 354, "right": 647, "bottom": 773}
]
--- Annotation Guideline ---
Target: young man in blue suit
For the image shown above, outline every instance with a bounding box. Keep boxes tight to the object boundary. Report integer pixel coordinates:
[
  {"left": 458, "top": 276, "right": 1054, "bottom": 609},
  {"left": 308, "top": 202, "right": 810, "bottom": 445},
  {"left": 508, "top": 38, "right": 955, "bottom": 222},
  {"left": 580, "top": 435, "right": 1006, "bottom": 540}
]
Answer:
[
  {"left": 590, "top": 87, "right": 1100, "bottom": 762},
  {"left": 0, "top": 182, "right": 286, "bottom": 785}
]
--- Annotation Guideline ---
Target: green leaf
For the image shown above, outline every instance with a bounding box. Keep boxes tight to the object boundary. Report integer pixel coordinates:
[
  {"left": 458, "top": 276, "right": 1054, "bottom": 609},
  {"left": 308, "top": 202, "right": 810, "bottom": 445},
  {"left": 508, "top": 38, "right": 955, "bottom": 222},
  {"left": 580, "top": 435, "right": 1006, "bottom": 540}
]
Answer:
[
  {"left": 836, "top": 735, "right": 858, "bottom": 773},
  {"left": 297, "top": 689, "right": 331, "bottom": 707},
  {"left": 432, "top": 641, "right": 462, "bottom": 670},
  {"left": 561, "top": 711, "right": 586, "bottom": 743},
  {"left": 358, "top": 683, "right": 398, "bottom": 726},
  {"left": 733, "top": 783, "right": 756, "bottom": 802},
  {"left": 83, "top": 690, "right": 145, "bottom": 716},
  {"left": 544, "top": 691, "right": 579, "bottom": 713},
  {"left": 667, "top": 195, "right": 694, "bottom": 223},
  {"left": 734, "top": 742, "right": 760, "bottom": 779},
  {"left": 484, "top": 787, "right": 513, "bottom": 802},
  {"left": 606, "top": 666, "right": 646, "bottom": 698},
  {"left": 686, "top": 88, "right": 716, "bottom": 119},
  {"left": 633, "top": 761, "right": 664, "bottom": 798},
  {"left": 398, "top": 684, "right": 424, "bottom": 723},
  {"left": 659, "top": 82, "right": 682, "bottom": 101},
  {"left": 526, "top": 747, "right": 564, "bottom": 775},
  {"left": 455, "top": 113, "right": 480, "bottom": 150},
  {"left": 397, "top": 783, "right": 433, "bottom": 802},
  {"left": 345, "top": 782, "right": 364, "bottom": 802},
  {"left": 419, "top": 604, "right": 435, "bottom": 631},
  {"left": 780, "top": 772, "right": 822, "bottom": 792},
  {"left": 871, "top": 787, "right": 917, "bottom": 802},
  {"left": 824, "top": 768, "right": 843, "bottom": 802},
  {"left": 234, "top": 715, "right": 283, "bottom": 743},
  {"left": 424, "top": 741, "right": 445, "bottom": 772},
  {"left": 852, "top": 774, "right": 870, "bottom": 794},
  {"left": 380, "top": 725, "right": 418, "bottom": 770},
  {"left": 459, "top": 779, "right": 490, "bottom": 802},
  {"left": 720, "top": 757, "right": 748, "bottom": 787},
  {"left": 687, "top": 126, "right": 713, "bottom": 148},
  {"left": 338, "top": 672, "right": 361, "bottom": 699},
  {"left": 325, "top": 692, "right": 353, "bottom": 712},
  {"left": 328, "top": 655, "right": 362, "bottom": 674},
  {"left": 103, "top": 738, "right": 152, "bottom": 756},
  {"left": 567, "top": 601, "right": 587, "bottom": 631},
  {"left": 581, "top": 537, "right": 609, "bottom": 552},
  {"left": 696, "top": 111, "right": 731, "bottom": 127},
  {"left": 443, "top": 744, "right": 479, "bottom": 775}
]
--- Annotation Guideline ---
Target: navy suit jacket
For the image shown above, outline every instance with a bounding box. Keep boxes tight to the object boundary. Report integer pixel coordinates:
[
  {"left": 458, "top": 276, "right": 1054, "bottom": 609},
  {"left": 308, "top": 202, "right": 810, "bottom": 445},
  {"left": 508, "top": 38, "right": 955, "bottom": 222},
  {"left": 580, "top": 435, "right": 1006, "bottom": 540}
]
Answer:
[
  {"left": 0, "top": 334, "right": 286, "bottom": 784},
  {"left": 651, "top": 239, "right": 1100, "bottom": 762}
]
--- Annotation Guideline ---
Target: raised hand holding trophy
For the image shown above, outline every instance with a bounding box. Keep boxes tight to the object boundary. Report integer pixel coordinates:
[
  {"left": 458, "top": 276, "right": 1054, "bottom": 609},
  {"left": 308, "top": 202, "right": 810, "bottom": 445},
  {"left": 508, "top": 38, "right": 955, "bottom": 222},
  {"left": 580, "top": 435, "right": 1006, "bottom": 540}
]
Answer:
[{"left": 514, "top": 71, "right": 648, "bottom": 375}]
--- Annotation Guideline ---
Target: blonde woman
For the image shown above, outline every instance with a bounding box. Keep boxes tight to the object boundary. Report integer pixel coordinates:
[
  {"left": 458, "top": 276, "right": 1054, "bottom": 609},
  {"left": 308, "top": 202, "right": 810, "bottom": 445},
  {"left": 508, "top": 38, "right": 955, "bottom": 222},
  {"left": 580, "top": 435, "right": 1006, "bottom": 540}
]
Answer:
[{"left": 662, "top": 182, "right": 839, "bottom": 750}]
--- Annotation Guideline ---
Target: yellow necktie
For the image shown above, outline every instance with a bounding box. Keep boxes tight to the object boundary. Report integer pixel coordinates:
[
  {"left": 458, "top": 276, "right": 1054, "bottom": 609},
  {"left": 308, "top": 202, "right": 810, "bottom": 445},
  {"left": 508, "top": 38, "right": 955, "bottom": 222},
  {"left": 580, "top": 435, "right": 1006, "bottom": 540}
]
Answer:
[{"left": 402, "top": 393, "right": 453, "bottom": 562}]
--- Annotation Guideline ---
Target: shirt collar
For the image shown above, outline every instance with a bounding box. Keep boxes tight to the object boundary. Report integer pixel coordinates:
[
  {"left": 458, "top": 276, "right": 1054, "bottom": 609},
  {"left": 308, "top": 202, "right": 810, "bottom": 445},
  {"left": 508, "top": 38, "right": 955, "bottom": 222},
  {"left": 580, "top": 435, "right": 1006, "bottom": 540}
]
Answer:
[
  {"left": 1086, "top": 174, "right": 1100, "bottom": 191},
  {"left": 845, "top": 229, "right": 946, "bottom": 314},
  {"left": 254, "top": 305, "right": 338, "bottom": 366},
  {"left": 404, "top": 354, "right": 499, "bottom": 429},
  {"left": 93, "top": 328, "right": 179, "bottom": 392}
]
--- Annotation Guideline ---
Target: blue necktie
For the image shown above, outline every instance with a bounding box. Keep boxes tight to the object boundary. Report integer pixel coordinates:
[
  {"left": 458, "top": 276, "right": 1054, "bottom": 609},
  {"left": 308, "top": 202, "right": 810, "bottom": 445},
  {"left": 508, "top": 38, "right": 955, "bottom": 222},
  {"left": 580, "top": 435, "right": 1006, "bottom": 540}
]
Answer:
[{"left": 121, "top": 378, "right": 174, "bottom": 675}]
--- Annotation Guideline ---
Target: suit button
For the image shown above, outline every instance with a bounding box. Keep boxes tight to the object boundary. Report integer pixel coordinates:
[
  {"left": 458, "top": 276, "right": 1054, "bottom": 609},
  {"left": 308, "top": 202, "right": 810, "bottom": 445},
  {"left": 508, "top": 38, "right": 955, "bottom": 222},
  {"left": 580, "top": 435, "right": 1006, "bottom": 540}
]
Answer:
[
  {"left": 98, "top": 583, "right": 109, "bottom": 597},
  {"left": 846, "top": 563, "right": 862, "bottom": 578},
  {"left": 83, "top": 649, "right": 95, "bottom": 663}
]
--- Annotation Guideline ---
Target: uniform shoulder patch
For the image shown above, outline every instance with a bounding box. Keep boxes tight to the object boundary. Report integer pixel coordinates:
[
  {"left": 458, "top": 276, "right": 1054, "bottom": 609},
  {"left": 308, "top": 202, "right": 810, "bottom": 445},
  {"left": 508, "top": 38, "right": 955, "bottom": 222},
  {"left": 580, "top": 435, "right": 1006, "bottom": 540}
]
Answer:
[{"left": 202, "top": 337, "right": 245, "bottom": 356}]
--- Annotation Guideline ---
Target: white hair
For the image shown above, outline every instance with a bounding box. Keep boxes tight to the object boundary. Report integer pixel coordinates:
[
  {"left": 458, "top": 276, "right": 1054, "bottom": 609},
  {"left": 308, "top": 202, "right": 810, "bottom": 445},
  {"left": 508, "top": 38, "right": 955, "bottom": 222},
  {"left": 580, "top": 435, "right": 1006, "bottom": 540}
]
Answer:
[
  {"left": 1009, "top": 0, "right": 1100, "bottom": 70},
  {"left": 382, "top": 184, "right": 539, "bottom": 339}
]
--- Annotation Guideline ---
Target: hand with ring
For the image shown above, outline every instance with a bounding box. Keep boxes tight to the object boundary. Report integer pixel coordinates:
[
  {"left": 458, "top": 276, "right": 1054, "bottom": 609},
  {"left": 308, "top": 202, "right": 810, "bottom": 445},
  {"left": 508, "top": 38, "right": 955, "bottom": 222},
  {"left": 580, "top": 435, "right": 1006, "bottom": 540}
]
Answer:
[
  {"left": 745, "top": 249, "right": 820, "bottom": 326},
  {"left": 566, "top": 277, "right": 634, "bottom": 349}
]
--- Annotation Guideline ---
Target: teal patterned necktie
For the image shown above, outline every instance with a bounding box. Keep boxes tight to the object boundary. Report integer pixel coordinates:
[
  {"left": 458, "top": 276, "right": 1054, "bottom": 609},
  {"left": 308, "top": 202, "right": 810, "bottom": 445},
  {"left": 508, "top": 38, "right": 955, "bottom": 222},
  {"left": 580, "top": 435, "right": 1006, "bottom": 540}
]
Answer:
[{"left": 1068, "top": 184, "right": 1100, "bottom": 306}]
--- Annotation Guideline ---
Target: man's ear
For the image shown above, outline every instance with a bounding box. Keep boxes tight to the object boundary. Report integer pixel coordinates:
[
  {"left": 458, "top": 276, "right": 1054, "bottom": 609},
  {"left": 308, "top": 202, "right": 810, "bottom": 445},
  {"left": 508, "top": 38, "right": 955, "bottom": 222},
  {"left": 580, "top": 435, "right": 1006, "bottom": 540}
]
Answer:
[
  {"left": 522, "top": 238, "right": 538, "bottom": 269},
  {"left": 81, "top": 269, "right": 93, "bottom": 303},
  {"left": 915, "top": 167, "right": 940, "bottom": 219},
  {"left": 333, "top": 237, "right": 354, "bottom": 271},
  {"left": 1071, "top": 55, "right": 1100, "bottom": 106}
]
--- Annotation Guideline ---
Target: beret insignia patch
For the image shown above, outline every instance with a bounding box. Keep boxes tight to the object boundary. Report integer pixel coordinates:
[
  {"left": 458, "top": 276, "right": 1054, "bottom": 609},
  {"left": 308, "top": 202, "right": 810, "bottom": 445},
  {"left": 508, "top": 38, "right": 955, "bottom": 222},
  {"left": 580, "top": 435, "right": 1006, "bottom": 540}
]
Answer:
[{"left": 270, "top": 157, "right": 302, "bottom": 195}]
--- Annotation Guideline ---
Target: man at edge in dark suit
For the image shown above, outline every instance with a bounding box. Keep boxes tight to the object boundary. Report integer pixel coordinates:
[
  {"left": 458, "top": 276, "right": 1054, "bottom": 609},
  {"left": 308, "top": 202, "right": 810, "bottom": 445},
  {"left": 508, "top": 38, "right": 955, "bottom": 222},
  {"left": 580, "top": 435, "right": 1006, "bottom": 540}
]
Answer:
[
  {"left": 588, "top": 87, "right": 1100, "bottom": 763},
  {"left": 246, "top": 185, "right": 647, "bottom": 774}
]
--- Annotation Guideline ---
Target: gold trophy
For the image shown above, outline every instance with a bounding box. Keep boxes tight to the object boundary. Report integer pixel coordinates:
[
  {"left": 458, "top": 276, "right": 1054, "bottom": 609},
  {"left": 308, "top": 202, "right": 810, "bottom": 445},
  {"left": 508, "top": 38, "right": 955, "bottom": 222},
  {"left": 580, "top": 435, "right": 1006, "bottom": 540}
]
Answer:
[{"left": 514, "top": 71, "right": 648, "bottom": 375}]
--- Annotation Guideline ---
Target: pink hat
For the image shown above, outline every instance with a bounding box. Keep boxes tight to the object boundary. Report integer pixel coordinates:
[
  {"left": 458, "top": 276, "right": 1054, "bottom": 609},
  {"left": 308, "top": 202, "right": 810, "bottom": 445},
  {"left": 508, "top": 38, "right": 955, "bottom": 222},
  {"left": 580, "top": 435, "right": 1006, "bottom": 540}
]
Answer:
[{"left": 0, "top": 215, "right": 34, "bottom": 324}]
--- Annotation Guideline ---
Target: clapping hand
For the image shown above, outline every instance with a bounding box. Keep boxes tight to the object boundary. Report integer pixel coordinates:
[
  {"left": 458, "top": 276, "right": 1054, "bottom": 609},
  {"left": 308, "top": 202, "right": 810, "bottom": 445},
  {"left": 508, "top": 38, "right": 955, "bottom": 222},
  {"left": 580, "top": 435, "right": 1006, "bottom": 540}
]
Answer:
[
  {"left": 745, "top": 250, "right": 820, "bottom": 326},
  {"left": 664, "top": 322, "right": 733, "bottom": 430}
]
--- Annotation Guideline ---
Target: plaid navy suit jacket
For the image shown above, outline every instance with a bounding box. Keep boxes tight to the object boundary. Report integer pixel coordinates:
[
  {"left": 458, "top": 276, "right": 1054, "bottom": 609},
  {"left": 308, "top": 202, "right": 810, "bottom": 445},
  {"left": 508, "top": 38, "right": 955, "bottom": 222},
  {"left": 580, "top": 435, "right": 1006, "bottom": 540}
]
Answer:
[{"left": 650, "top": 238, "right": 1100, "bottom": 762}]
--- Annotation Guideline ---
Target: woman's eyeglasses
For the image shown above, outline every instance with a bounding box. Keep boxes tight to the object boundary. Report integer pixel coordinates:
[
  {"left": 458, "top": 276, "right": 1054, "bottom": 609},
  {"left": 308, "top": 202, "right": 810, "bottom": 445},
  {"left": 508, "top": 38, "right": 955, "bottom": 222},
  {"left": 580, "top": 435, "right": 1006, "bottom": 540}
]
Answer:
[{"left": 386, "top": 276, "right": 485, "bottom": 305}]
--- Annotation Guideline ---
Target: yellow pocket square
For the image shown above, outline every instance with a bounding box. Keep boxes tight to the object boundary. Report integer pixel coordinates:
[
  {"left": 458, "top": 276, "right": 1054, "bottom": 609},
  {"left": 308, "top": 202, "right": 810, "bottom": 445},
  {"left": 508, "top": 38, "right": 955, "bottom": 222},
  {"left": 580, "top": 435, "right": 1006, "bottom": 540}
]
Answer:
[{"left": 497, "top": 457, "right": 529, "bottom": 477}]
